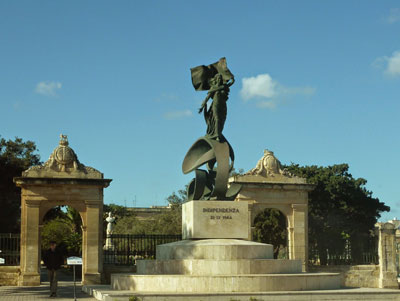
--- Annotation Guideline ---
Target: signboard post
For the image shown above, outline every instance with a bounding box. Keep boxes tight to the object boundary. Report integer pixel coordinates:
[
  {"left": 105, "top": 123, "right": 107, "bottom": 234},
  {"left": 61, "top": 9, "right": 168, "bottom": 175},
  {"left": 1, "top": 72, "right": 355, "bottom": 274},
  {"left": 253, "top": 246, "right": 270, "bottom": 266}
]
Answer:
[{"left": 67, "top": 257, "right": 82, "bottom": 301}]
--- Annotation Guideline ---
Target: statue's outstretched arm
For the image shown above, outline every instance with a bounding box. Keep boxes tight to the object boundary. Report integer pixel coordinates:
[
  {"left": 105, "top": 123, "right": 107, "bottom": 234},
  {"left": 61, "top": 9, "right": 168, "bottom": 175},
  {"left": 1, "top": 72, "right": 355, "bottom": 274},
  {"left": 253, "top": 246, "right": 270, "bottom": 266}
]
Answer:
[
  {"left": 208, "top": 85, "right": 225, "bottom": 93},
  {"left": 199, "top": 93, "right": 212, "bottom": 113}
]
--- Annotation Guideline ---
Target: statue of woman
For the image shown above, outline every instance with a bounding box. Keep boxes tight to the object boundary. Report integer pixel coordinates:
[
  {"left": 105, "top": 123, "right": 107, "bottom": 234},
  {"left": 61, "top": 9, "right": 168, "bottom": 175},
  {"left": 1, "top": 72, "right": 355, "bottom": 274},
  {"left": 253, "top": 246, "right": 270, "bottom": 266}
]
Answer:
[
  {"left": 106, "top": 212, "right": 115, "bottom": 235},
  {"left": 198, "top": 73, "right": 235, "bottom": 141}
]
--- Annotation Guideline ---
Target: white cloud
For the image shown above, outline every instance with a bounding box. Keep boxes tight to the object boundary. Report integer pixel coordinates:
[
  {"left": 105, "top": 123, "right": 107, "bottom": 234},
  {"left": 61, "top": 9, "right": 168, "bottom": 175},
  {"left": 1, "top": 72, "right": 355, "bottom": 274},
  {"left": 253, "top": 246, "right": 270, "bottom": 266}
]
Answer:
[
  {"left": 240, "top": 73, "right": 315, "bottom": 109},
  {"left": 373, "top": 51, "right": 400, "bottom": 76},
  {"left": 240, "top": 74, "right": 277, "bottom": 100},
  {"left": 386, "top": 51, "right": 400, "bottom": 76},
  {"left": 163, "top": 109, "right": 192, "bottom": 120},
  {"left": 386, "top": 8, "right": 400, "bottom": 24},
  {"left": 35, "top": 81, "right": 62, "bottom": 97}
]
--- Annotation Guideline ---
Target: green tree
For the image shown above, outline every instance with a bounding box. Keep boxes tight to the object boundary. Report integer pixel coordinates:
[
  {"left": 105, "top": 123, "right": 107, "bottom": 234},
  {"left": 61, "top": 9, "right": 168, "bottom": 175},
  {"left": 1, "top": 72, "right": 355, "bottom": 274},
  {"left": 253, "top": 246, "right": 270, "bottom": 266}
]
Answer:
[
  {"left": 103, "top": 203, "right": 135, "bottom": 219},
  {"left": 41, "top": 206, "right": 83, "bottom": 256},
  {"left": 41, "top": 217, "right": 81, "bottom": 257},
  {"left": 285, "top": 163, "right": 389, "bottom": 265},
  {"left": 0, "top": 136, "right": 41, "bottom": 233},
  {"left": 65, "top": 207, "right": 82, "bottom": 234},
  {"left": 253, "top": 209, "right": 288, "bottom": 258}
]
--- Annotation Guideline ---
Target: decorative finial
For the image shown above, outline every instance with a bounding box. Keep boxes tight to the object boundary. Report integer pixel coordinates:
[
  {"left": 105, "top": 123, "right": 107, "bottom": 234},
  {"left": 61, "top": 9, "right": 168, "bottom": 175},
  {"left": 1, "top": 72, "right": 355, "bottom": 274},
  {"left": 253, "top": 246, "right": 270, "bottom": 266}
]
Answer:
[{"left": 59, "top": 134, "right": 69, "bottom": 146}]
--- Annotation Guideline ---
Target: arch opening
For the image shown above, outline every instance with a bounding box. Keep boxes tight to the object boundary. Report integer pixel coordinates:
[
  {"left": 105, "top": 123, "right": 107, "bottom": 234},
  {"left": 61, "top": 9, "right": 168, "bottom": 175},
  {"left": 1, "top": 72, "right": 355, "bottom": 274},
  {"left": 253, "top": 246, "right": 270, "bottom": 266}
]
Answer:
[
  {"left": 40, "top": 205, "right": 83, "bottom": 282},
  {"left": 252, "top": 208, "right": 288, "bottom": 259}
]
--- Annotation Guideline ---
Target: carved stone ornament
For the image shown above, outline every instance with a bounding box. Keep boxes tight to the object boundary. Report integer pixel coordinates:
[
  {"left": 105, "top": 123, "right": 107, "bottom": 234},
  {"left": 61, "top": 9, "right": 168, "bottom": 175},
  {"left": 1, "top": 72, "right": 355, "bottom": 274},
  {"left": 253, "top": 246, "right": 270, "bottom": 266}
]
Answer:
[
  {"left": 246, "top": 149, "right": 292, "bottom": 178},
  {"left": 23, "top": 134, "right": 103, "bottom": 179}
]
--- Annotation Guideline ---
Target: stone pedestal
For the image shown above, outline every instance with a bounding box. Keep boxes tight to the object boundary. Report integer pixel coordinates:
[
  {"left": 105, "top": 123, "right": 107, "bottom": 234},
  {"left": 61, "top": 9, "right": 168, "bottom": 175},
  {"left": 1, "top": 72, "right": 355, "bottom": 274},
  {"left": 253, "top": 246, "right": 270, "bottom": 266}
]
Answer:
[
  {"left": 110, "top": 200, "right": 341, "bottom": 293},
  {"left": 376, "top": 222, "right": 398, "bottom": 289},
  {"left": 112, "top": 239, "right": 341, "bottom": 292},
  {"left": 182, "top": 201, "right": 248, "bottom": 239}
]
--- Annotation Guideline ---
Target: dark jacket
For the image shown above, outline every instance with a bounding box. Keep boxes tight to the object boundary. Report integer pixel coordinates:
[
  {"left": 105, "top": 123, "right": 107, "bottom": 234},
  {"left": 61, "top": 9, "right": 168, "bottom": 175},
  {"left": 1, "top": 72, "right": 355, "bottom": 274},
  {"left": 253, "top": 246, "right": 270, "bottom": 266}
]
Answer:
[{"left": 43, "top": 248, "right": 64, "bottom": 270}]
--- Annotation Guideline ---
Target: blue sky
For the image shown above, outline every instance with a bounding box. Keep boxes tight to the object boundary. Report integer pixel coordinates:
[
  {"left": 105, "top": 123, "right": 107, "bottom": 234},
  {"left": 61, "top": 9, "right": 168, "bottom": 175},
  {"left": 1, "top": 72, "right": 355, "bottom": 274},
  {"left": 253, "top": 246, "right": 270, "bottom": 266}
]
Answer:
[{"left": 1, "top": 1, "right": 399, "bottom": 221}]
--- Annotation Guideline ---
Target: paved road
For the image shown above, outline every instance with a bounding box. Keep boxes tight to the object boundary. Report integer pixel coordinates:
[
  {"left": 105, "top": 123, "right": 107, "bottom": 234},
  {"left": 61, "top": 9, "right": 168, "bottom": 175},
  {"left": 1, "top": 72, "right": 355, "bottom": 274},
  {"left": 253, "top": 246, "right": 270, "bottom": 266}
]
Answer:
[
  {"left": 0, "top": 267, "right": 97, "bottom": 301},
  {"left": 0, "top": 281, "right": 97, "bottom": 301}
]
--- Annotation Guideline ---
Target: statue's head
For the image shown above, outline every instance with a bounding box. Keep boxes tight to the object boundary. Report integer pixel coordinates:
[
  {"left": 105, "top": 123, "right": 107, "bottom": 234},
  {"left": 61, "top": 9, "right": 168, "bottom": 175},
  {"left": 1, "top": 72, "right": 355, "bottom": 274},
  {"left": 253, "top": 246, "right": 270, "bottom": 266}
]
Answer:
[{"left": 210, "top": 73, "right": 223, "bottom": 87}]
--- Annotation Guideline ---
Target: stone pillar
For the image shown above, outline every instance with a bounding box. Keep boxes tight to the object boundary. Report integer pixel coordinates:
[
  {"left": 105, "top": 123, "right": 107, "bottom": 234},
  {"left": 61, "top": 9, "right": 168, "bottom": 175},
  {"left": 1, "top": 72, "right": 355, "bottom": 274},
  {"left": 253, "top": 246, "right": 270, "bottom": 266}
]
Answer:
[
  {"left": 376, "top": 222, "right": 398, "bottom": 289},
  {"left": 248, "top": 203, "right": 254, "bottom": 240},
  {"left": 287, "top": 222, "right": 294, "bottom": 262},
  {"left": 18, "top": 200, "right": 41, "bottom": 286},
  {"left": 82, "top": 200, "right": 103, "bottom": 284},
  {"left": 291, "top": 204, "right": 308, "bottom": 272}
]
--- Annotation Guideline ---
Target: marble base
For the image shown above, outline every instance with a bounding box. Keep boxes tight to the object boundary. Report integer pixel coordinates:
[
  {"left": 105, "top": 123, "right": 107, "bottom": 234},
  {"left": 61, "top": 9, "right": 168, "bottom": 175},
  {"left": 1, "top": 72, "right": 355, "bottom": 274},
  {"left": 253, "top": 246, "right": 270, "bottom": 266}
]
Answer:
[
  {"left": 156, "top": 239, "right": 273, "bottom": 260},
  {"left": 137, "top": 259, "right": 302, "bottom": 275},
  {"left": 110, "top": 239, "right": 341, "bottom": 292},
  {"left": 111, "top": 273, "right": 341, "bottom": 292},
  {"left": 182, "top": 201, "right": 249, "bottom": 239}
]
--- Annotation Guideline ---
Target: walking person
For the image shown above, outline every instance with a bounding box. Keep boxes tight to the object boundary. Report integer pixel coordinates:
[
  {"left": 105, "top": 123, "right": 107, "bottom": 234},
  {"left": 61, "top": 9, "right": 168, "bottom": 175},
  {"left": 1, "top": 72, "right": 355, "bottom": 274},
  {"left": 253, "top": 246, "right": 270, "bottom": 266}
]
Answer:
[{"left": 43, "top": 241, "right": 64, "bottom": 298}]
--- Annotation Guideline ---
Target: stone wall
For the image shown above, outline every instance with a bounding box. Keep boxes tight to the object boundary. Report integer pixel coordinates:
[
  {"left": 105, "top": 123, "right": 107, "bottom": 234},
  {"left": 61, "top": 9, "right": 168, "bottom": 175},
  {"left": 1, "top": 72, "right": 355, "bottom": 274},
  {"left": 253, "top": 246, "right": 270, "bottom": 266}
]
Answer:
[
  {"left": 309, "top": 265, "right": 380, "bottom": 288},
  {"left": 0, "top": 266, "right": 20, "bottom": 286}
]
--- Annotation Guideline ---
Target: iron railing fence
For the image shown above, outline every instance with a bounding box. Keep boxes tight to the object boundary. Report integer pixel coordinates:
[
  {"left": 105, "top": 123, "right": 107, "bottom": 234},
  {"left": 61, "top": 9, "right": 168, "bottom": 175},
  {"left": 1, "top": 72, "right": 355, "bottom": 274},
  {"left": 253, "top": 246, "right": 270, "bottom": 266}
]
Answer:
[
  {"left": 0, "top": 233, "right": 20, "bottom": 266},
  {"left": 103, "top": 234, "right": 181, "bottom": 265},
  {"left": 309, "top": 239, "right": 378, "bottom": 266}
]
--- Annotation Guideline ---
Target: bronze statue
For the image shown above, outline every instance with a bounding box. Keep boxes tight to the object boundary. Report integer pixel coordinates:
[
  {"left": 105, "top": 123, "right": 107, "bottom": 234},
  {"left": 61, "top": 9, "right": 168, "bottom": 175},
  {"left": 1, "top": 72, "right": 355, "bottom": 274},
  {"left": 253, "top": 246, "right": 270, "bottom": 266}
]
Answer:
[
  {"left": 182, "top": 58, "right": 240, "bottom": 201},
  {"left": 199, "top": 73, "right": 235, "bottom": 141},
  {"left": 191, "top": 57, "right": 235, "bottom": 141}
]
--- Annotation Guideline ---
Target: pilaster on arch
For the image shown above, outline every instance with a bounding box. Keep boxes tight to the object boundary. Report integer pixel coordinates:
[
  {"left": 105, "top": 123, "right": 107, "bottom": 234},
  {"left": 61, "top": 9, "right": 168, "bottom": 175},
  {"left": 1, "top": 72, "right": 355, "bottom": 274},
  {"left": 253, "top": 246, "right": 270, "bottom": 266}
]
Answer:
[{"left": 14, "top": 135, "right": 112, "bottom": 286}]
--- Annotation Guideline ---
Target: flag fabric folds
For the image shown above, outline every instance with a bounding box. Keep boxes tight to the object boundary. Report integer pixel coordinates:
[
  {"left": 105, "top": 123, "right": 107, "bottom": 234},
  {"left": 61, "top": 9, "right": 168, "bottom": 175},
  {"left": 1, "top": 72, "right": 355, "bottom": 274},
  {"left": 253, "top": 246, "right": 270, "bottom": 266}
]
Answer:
[{"left": 190, "top": 57, "right": 234, "bottom": 91}]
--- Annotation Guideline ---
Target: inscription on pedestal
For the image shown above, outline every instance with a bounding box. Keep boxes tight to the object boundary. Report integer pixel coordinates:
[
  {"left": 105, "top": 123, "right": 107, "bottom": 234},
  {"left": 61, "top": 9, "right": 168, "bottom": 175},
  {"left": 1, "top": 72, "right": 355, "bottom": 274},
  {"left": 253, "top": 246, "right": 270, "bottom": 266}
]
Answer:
[{"left": 183, "top": 200, "right": 249, "bottom": 239}]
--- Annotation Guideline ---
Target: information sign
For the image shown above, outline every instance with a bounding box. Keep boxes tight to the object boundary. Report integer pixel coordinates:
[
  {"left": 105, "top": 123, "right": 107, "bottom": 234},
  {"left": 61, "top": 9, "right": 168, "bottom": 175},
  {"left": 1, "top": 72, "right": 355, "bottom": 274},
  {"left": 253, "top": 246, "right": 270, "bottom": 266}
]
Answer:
[{"left": 67, "top": 257, "right": 82, "bottom": 265}]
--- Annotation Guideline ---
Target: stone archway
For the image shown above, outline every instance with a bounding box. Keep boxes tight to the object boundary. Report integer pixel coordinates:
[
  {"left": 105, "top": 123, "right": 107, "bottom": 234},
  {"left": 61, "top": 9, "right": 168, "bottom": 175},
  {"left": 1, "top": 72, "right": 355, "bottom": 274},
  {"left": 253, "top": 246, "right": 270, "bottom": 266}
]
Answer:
[
  {"left": 230, "top": 150, "right": 314, "bottom": 271},
  {"left": 14, "top": 135, "right": 111, "bottom": 286}
]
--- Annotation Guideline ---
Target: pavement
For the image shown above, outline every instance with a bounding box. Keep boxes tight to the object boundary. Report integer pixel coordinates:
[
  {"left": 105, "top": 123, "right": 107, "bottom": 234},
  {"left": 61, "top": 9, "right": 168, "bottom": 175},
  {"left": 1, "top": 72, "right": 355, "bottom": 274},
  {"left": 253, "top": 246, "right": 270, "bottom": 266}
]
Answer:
[{"left": 0, "top": 266, "right": 96, "bottom": 301}]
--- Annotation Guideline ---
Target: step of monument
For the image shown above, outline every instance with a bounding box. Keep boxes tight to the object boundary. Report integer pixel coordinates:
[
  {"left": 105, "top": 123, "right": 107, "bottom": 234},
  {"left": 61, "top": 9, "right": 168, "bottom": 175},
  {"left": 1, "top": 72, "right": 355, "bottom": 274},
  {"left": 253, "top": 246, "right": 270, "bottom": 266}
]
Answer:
[
  {"left": 83, "top": 285, "right": 400, "bottom": 301},
  {"left": 137, "top": 258, "right": 302, "bottom": 275},
  {"left": 111, "top": 273, "right": 341, "bottom": 293},
  {"left": 156, "top": 239, "right": 273, "bottom": 260}
]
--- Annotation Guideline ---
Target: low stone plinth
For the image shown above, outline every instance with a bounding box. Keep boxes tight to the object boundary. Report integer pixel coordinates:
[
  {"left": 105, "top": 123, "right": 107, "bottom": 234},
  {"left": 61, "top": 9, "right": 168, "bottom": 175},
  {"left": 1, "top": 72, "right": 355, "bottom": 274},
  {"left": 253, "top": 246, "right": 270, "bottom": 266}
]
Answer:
[
  {"left": 137, "top": 258, "right": 302, "bottom": 275},
  {"left": 182, "top": 201, "right": 248, "bottom": 239},
  {"left": 83, "top": 285, "right": 400, "bottom": 301},
  {"left": 0, "top": 266, "right": 20, "bottom": 286},
  {"left": 111, "top": 273, "right": 341, "bottom": 292},
  {"left": 156, "top": 239, "right": 273, "bottom": 260}
]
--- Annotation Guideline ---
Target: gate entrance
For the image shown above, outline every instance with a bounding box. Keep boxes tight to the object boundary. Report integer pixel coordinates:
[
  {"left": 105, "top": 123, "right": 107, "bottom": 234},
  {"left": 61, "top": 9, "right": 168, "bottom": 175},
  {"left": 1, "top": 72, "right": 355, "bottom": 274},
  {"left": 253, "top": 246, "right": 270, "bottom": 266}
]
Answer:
[
  {"left": 14, "top": 135, "right": 111, "bottom": 286},
  {"left": 230, "top": 150, "right": 314, "bottom": 271}
]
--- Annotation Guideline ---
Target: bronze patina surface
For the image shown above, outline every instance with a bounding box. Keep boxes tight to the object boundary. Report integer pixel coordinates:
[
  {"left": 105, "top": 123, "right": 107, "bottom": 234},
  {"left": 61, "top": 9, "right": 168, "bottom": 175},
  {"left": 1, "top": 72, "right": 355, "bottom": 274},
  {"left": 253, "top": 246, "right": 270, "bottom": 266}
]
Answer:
[{"left": 183, "top": 58, "right": 241, "bottom": 200}]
